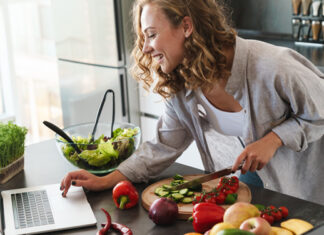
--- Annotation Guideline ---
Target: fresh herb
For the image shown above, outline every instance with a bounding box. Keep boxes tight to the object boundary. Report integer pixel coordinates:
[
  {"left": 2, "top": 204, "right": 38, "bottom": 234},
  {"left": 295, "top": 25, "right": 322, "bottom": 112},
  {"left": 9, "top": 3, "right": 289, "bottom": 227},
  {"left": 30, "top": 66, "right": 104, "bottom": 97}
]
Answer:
[{"left": 0, "top": 122, "right": 28, "bottom": 168}]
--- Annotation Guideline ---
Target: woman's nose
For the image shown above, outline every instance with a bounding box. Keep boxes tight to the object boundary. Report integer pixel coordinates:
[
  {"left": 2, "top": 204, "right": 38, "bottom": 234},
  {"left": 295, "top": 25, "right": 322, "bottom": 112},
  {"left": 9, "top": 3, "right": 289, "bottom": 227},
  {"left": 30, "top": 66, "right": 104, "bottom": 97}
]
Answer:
[{"left": 142, "top": 40, "right": 152, "bottom": 54}]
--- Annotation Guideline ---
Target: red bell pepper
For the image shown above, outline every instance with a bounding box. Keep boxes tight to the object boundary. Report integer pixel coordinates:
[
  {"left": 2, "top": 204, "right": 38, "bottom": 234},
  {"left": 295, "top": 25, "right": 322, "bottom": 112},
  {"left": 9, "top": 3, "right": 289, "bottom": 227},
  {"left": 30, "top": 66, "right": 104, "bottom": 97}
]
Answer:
[
  {"left": 112, "top": 181, "right": 139, "bottom": 209},
  {"left": 192, "top": 202, "right": 225, "bottom": 233}
]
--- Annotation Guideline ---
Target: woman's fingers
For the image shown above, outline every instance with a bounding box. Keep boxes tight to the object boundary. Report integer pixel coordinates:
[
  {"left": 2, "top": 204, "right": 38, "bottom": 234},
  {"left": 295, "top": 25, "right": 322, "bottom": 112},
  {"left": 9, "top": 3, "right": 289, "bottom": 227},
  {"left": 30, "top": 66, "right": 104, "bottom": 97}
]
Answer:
[
  {"left": 60, "top": 170, "right": 89, "bottom": 197},
  {"left": 250, "top": 160, "right": 259, "bottom": 172},
  {"left": 232, "top": 150, "right": 247, "bottom": 172}
]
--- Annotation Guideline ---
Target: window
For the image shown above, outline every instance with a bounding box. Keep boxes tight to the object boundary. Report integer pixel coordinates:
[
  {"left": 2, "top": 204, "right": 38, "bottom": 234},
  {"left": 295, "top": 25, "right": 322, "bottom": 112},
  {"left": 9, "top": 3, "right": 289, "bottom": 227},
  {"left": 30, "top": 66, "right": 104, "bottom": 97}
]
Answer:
[{"left": 0, "top": 0, "right": 63, "bottom": 144}]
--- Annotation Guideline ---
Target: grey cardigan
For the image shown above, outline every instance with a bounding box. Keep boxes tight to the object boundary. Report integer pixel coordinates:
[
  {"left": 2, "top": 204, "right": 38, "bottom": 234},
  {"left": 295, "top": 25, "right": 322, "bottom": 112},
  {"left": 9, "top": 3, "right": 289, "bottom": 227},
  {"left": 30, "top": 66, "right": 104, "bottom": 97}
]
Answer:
[{"left": 118, "top": 37, "right": 324, "bottom": 205}]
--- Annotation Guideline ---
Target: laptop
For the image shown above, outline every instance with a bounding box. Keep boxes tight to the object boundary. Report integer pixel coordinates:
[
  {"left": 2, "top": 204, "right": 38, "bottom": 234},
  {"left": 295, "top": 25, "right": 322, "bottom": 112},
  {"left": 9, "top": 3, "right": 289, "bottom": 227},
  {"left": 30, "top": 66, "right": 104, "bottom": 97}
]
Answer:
[{"left": 1, "top": 184, "right": 97, "bottom": 235}]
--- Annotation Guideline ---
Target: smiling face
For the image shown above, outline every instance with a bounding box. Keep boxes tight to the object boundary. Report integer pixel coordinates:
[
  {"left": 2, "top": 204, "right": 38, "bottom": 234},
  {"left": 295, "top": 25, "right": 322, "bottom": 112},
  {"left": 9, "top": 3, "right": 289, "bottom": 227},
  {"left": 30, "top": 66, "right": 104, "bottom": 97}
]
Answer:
[{"left": 140, "top": 3, "right": 187, "bottom": 74}]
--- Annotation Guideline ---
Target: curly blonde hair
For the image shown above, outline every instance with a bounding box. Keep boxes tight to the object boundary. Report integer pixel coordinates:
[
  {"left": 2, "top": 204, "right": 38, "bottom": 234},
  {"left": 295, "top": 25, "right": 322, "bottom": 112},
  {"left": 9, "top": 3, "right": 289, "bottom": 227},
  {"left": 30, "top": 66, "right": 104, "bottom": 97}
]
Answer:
[{"left": 131, "top": 0, "right": 236, "bottom": 98}]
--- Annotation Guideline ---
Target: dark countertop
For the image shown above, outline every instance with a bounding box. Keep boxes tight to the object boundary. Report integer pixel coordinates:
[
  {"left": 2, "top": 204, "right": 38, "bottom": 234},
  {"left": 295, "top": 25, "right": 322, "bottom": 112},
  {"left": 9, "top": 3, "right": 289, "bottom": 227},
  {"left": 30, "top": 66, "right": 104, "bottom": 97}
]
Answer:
[
  {"left": 237, "top": 30, "right": 324, "bottom": 73},
  {"left": 1, "top": 139, "right": 324, "bottom": 235}
]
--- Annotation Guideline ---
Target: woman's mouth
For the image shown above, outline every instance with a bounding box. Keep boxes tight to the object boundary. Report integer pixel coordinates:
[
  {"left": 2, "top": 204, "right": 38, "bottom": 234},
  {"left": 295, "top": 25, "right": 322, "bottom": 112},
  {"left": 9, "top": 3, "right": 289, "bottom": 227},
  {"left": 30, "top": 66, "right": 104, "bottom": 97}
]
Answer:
[{"left": 153, "top": 54, "right": 164, "bottom": 64}]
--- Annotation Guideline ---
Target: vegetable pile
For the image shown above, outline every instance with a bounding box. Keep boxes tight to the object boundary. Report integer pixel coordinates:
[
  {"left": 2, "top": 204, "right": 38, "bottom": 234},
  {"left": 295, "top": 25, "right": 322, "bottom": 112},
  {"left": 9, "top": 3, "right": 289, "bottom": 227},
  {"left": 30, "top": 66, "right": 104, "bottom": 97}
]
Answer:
[
  {"left": 154, "top": 174, "right": 201, "bottom": 204},
  {"left": 193, "top": 176, "right": 239, "bottom": 205},
  {"left": 154, "top": 175, "right": 240, "bottom": 206},
  {"left": 60, "top": 127, "right": 139, "bottom": 170},
  {"left": 257, "top": 204, "right": 289, "bottom": 225},
  {"left": 0, "top": 122, "right": 27, "bottom": 168}
]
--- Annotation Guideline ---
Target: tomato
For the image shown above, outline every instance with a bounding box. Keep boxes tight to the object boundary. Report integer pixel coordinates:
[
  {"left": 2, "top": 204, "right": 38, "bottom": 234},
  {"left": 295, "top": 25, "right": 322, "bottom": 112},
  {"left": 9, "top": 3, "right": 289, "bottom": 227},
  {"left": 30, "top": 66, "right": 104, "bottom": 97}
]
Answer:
[
  {"left": 271, "top": 209, "right": 282, "bottom": 221},
  {"left": 261, "top": 213, "right": 274, "bottom": 225},
  {"left": 267, "top": 205, "right": 276, "bottom": 210},
  {"left": 215, "top": 192, "right": 226, "bottom": 204},
  {"left": 205, "top": 196, "right": 217, "bottom": 204},
  {"left": 231, "top": 176, "right": 239, "bottom": 183},
  {"left": 222, "top": 188, "right": 235, "bottom": 195},
  {"left": 279, "top": 206, "right": 289, "bottom": 218}
]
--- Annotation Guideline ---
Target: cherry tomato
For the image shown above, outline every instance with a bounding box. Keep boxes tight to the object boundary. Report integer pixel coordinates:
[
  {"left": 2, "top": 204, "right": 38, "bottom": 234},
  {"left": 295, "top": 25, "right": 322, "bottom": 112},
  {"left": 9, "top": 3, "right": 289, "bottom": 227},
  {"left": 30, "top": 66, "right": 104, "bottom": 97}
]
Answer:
[
  {"left": 261, "top": 213, "right": 275, "bottom": 225},
  {"left": 279, "top": 206, "right": 289, "bottom": 218},
  {"left": 267, "top": 205, "right": 277, "bottom": 210},
  {"left": 205, "top": 196, "right": 216, "bottom": 204},
  {"left": 231, "top": 176, "right": 239, "bottom": 183},
  {"left": 215, "top": 192, "right": 226, "bottom": 204},
  {"left": 271, "top": 209, "right": 282, "bottom": 221},
  {"left": 222, "top": 188, "right": 235, "bottom": 195}
]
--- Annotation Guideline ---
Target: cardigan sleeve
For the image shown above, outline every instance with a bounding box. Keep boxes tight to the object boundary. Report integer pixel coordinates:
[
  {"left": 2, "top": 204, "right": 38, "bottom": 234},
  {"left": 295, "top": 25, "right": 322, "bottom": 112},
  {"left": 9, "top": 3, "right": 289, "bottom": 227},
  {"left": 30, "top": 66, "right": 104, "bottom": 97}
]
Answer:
[
  {"left": 271, "top": 50, "right": 324, "bottom": 152},
  {"left": 117, "top": 99, "right": 193, "bottom": 183}
]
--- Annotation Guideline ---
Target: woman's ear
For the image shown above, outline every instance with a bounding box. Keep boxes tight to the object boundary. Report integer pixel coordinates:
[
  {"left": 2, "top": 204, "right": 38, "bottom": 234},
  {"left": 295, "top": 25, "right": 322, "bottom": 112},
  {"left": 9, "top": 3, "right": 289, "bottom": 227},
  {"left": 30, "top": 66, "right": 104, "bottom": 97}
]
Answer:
[{"left": 182, "top": 16, "right": 193, "bottom": 38}]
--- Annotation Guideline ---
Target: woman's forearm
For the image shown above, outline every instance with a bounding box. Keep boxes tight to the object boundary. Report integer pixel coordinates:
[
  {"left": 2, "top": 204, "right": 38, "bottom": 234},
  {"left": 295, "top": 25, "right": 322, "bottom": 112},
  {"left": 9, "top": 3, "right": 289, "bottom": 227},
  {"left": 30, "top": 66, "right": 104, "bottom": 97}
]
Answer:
[{"left": 101, "top": 170, "right": 129, "bottom": 190}]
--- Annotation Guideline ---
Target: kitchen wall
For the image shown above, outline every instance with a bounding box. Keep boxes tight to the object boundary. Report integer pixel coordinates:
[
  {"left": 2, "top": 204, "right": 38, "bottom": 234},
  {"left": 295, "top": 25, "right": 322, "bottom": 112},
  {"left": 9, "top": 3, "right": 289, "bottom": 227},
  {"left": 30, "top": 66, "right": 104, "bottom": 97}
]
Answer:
[{"left": 228, "top": 0, "right": 292, "bottom": 35}]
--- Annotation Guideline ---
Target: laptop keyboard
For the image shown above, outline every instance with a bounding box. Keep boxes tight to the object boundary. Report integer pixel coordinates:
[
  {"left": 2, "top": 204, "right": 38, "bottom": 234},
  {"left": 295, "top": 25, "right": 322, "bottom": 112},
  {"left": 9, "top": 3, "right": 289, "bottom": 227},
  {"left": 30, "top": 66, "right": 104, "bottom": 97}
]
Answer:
[{"left": 11, "top": 190, "right": 55, "bottom": 229}]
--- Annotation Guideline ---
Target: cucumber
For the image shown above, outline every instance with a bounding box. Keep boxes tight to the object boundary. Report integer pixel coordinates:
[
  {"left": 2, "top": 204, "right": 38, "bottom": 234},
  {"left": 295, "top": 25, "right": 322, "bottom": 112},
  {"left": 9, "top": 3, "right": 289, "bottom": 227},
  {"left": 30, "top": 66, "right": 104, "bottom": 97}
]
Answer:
[
  {"left": 162, "top": 184, "right": 173, "bottom": 190},
  {"left": 181, "top": 197, "right": 193, "bottom": 204},
  {"left": 179, "top": 188, "right": 189, "bottom": 195},
  {"left": 173, "top": 174, "right": 184, "bottom": 180},
  {"left": 158, "top": 190, "right": 170, "bottom": 197},
  {"left": 154, "top": 187, "right": 163, "bottom": 195},
  {"left": 171, "top": 193, "right": 184, "bottom": 202},
  {"left": 186, "top": 191, "right": 194, "bottom": 196}
]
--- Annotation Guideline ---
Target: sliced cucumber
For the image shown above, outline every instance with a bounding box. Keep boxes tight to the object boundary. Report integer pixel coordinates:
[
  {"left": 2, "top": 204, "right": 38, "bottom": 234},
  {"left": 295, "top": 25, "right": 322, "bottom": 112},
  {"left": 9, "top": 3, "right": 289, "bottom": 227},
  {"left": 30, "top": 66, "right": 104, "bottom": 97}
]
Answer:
[
  {"left": 181, "top": 197, "right": 193, "bottom": 204},
  {"left": 158, "top": 190, "right": 170, "bottom": 197},
  {"left": 179, "top": 188, "right": 189, "bottom": 195},
  {"left": 173, "top": 174, "right": 184, "bottom": 180},
  {"left": 154, "top": 187, "right": 163, "bottom": 195},
  {"left": 186, "top": 191, "right": 194, "bottom": 196},
  {"left": 162, "top": 184, "right": 173, "bottom": 190},
  {"left": 171, "top": 190, "right": 179, "bottom": 193},
  {"left": 171, "top": 193, "right": 184, "bottom": 202}
]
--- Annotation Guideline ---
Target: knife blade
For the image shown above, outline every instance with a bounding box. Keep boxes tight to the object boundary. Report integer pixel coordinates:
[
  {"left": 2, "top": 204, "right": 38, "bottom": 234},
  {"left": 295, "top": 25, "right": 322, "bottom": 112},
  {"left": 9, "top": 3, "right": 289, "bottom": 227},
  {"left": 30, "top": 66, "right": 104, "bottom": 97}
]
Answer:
[{"left": 168, "top": 165, "right": 242, "bottom": 191}]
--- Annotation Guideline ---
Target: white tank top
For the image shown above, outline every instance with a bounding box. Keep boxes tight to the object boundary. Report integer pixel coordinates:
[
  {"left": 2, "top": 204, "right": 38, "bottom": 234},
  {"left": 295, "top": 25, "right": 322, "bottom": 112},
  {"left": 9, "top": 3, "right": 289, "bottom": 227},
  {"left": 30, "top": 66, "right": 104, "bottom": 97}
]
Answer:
[{"left": 195, "top": 88, "right": 244, "bottom": 137}]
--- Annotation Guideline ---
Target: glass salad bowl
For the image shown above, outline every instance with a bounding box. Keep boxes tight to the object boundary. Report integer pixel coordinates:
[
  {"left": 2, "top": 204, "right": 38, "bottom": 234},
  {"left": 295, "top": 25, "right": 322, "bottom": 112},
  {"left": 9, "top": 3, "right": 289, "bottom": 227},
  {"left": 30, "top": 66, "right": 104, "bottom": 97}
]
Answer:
[{"left": 55, "top": 122, "right": 141, "bottom": 175}]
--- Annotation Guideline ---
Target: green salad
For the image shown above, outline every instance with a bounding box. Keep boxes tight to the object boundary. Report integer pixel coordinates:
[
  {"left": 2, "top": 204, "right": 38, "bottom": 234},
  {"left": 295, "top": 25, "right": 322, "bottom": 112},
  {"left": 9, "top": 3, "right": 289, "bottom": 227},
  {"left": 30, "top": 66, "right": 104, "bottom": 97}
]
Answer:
[{"left": 60, "top": 127, "right": 139, "bottom": 170}]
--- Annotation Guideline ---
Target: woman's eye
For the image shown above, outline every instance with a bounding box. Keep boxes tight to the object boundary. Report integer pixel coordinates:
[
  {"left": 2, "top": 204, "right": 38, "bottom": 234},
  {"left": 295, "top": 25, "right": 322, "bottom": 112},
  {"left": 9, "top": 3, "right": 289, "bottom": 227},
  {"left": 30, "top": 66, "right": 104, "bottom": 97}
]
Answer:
[{"left": 148, "top": 34, "right": 156, "bottom": 38}]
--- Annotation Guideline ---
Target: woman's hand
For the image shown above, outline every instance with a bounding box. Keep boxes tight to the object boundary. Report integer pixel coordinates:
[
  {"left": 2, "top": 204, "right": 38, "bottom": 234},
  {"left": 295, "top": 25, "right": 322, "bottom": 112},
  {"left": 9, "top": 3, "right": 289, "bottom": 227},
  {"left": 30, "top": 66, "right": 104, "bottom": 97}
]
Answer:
[
  {"left": 60, "top": 169, "right": 128, "bottom": 197},
  {"left": 232, "top": 132, "right": 283, "bottom": 174}
]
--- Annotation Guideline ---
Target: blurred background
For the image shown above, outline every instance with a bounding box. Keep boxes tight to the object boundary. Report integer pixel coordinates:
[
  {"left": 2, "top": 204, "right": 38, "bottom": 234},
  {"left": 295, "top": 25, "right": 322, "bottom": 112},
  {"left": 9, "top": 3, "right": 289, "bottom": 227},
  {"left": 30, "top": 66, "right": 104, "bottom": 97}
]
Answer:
[{"left": 0, "top": 0, "right": 323, "bottom": 169}]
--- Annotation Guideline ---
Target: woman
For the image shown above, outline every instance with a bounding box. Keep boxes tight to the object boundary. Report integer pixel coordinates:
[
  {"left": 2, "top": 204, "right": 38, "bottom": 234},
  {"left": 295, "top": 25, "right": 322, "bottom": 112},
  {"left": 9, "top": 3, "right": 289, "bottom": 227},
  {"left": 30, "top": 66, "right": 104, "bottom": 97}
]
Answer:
[{"left": 61, "top": 0, "right": 324, "bottom": 205}]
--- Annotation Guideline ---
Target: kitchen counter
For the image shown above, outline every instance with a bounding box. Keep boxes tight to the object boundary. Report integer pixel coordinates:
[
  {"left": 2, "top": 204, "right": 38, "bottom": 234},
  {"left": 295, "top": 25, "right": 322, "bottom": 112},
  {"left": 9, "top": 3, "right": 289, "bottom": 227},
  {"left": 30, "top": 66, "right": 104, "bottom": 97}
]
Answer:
[
  {"left": 1, "top": 139, "right": 324, "bottom": 234},
  {"left": 238, "top": 30, "right": 324, "bottom": 73}
]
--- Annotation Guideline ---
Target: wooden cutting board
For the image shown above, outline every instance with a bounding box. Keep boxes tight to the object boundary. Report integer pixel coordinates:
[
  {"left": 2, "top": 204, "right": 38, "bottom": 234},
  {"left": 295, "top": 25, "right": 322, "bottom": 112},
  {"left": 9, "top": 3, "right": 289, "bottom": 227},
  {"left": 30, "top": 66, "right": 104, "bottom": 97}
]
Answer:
[{"left": 141, "top": 174, "right": 252, "bottom": 220}]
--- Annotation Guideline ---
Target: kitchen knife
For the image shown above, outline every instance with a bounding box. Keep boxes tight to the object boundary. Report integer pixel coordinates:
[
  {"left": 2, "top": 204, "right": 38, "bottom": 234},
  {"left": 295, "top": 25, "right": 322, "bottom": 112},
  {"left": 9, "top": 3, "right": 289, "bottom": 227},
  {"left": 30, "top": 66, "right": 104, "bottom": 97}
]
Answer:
[{"left": 168, "top": 165, "right": 242, "bottom": 191}]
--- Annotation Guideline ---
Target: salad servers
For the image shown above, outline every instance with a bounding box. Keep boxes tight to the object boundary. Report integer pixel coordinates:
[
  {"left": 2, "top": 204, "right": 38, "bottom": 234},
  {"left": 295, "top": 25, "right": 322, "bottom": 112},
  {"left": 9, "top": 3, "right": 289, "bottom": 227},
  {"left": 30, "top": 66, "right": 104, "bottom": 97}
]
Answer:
[
  {"left": 43, "top": 120, "right": 82, "bottom": 154},
  {"left": 89, "top": 89, "right": 115, "bottom": 143}
]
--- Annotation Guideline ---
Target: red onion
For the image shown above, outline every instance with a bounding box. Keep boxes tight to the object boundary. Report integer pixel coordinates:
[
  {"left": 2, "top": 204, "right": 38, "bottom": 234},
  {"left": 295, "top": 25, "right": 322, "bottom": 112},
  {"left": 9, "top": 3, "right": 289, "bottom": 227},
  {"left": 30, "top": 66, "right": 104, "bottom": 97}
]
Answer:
[{"left": 148, "top": 198, "right": 178, "bottom": 225}]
